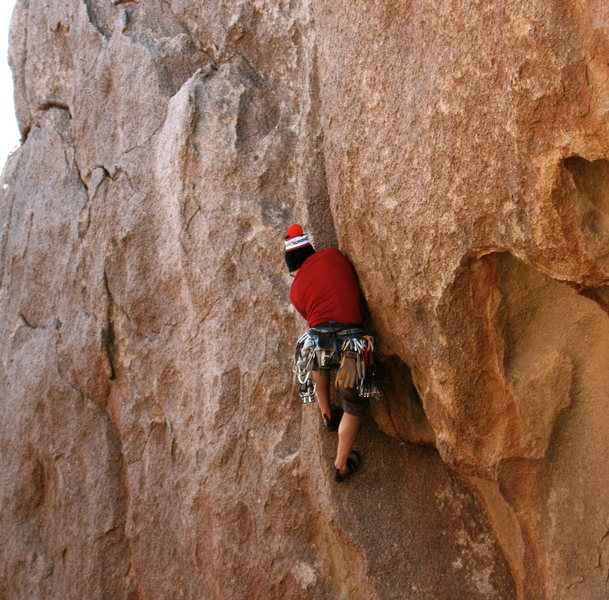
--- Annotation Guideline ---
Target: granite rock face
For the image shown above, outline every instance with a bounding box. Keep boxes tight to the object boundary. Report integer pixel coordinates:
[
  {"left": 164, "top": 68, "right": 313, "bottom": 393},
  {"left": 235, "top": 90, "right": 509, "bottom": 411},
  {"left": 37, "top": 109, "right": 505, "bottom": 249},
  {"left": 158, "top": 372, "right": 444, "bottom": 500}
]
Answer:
[{"left": 1, "top": 1, "right": 608, "bottom": 599}]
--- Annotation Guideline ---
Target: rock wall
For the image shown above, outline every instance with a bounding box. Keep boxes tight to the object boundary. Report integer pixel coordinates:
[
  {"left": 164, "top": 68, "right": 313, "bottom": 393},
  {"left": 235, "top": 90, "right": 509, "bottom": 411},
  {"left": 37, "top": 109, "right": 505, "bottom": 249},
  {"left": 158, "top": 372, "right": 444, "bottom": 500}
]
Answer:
[{"left": 1, "top": 1, "right": 608, "bottom": 599}]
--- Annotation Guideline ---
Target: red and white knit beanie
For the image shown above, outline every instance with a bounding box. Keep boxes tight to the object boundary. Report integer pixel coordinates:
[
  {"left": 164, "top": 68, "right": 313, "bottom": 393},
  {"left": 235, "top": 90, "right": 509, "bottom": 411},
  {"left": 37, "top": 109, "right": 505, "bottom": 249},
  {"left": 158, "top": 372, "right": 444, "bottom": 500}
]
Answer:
[{"left": 284, "top": 224, "right": 316, "bottom": 271}]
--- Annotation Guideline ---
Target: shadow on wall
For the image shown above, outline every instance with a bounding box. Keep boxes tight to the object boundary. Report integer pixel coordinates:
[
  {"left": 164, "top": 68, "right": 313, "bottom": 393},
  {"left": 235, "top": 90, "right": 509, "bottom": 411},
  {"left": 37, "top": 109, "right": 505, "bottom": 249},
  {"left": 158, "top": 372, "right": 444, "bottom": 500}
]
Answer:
[
  {"left": 372, "top": 354, "right": 435, "bottom": 446},
  {"left": 557, "top": 156, "right": 609, "bottom": 273}
]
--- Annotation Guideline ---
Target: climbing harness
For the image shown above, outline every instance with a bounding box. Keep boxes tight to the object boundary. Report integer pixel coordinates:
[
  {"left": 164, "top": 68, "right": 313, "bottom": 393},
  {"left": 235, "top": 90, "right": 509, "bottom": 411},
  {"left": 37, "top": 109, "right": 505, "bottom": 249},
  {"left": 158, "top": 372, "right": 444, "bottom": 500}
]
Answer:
[{"left": 293, "top": 329, "right": 382, "bottom": 403}]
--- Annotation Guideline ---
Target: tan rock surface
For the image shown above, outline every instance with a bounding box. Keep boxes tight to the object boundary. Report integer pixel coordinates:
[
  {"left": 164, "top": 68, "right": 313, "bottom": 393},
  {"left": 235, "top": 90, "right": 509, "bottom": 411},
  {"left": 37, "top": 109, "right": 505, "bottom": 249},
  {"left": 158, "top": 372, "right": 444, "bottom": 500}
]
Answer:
[
  {"left": 1, "top": 1, "right": 608, "bottom": 599},
  {"left": 314, "top": 1, "right": 609, "bottom": 597}
]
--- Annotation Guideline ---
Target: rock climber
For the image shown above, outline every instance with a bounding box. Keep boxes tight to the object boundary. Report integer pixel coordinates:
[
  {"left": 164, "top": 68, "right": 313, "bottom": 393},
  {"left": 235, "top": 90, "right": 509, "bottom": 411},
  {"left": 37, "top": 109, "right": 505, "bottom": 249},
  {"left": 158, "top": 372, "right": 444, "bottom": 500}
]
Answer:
[{"left": 284, "top": 224, "right": 368, "bottom": 482}]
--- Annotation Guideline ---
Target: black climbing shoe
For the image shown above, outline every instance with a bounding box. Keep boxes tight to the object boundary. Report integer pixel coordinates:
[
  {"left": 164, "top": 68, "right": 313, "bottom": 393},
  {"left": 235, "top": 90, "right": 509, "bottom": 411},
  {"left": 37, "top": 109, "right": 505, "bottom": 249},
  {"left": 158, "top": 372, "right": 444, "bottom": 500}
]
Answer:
[
  {"left": 333, "top": 451, "right": 361, "bottom": 483},
  {"left": 323, "top": 405, "right": 343, "bottom": 432}
]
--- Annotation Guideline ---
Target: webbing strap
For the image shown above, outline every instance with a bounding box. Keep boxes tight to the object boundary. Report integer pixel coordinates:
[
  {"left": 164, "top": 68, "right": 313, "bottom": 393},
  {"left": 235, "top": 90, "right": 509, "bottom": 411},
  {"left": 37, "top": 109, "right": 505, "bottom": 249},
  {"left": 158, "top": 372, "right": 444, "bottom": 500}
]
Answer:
[{"left": 310, "top": 326, "right": 364, "bottom": 336}]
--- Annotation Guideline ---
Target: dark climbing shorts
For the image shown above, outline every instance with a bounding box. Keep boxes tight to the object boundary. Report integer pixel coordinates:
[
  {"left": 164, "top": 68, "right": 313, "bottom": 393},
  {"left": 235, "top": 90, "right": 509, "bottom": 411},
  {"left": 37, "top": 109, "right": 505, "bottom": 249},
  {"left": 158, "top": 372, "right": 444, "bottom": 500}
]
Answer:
[
  {"left": 311, "top": 363, "right": 368, "bottom": 416},
  {"left": 338, "top": 385, "right": 368, "bottom": 417}
]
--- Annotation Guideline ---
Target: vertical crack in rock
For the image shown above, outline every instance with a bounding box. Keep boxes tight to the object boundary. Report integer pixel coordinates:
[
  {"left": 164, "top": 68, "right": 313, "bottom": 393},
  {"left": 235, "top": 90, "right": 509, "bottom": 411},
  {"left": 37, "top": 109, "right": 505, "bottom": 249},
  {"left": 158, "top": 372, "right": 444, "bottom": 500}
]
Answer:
[
  {"left": 303, "top": 50, "right": 338, "bottom": 250},
  {"left": 102, "top": 270, "right": 117, "bottom": 380}
]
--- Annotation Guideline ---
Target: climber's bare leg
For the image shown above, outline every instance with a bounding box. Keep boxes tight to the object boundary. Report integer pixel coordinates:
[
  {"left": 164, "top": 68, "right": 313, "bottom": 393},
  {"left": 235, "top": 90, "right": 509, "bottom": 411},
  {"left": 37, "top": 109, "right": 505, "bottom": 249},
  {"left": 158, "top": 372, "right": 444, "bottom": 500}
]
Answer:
[
  {"left": 335, "top": 412, "right": 362, "bottom": 474},
  {"left": 311, "top": 370, "right": 332, "bottom": 421}
]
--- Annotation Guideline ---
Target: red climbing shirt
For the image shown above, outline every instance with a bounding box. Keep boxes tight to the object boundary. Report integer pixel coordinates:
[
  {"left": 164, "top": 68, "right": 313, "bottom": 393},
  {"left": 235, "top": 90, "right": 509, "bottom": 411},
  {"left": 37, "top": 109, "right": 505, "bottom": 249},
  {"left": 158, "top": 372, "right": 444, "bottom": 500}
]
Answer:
[{"left": 289, "top": 248, "right": 363, "bottom": 328}]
